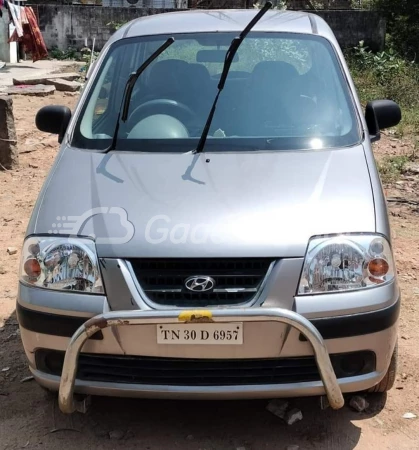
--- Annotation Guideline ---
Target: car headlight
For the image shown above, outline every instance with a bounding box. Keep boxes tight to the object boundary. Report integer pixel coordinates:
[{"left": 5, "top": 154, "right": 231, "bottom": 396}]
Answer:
[
  {"left": 20, "top": 237, "right": 104, "bottom": 294},
  {"left": 298, "top": 234, "right": 395, "bottom": 295}
]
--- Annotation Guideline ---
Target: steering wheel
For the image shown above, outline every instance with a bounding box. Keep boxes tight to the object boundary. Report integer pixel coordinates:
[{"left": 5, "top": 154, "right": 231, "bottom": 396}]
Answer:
[{"left": 127, "top": 99, "right": 195, "bottom": 130}]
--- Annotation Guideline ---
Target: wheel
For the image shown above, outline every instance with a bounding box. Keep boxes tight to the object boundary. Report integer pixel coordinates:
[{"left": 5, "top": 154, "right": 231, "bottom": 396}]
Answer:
[{"left": 368, "top": 341, "right": 398, "bottom": 393}]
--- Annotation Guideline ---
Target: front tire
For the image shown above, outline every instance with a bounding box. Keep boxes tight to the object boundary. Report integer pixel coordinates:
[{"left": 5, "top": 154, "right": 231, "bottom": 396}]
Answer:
[{"left": 368, "top": 341, "right": 398, "bottom": 393}]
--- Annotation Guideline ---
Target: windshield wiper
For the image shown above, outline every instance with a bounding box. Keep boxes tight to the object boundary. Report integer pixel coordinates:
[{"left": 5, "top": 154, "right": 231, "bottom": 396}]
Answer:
[
  {"left": 105, "top": 37, "right": 175, "bottom": 153},
  {"left": 194, "top": 2, "right": 272, "bottom": 154}
]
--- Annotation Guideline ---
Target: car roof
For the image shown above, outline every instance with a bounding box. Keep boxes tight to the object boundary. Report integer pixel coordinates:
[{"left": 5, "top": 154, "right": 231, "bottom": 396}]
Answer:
[{"left": 115, "top": 9, "right": 334, "bottom": 41}]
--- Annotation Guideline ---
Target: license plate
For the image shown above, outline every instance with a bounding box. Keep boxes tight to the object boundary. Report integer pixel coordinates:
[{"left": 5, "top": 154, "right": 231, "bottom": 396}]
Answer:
[{"left": 157, "top": 323, "right": 243, "bottom": 345}]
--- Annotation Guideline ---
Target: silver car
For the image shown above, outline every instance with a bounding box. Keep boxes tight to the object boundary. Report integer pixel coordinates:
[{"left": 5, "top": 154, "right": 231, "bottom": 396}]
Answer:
[{"left": 18, "top": 6, "right": 401, "bottom": 414}]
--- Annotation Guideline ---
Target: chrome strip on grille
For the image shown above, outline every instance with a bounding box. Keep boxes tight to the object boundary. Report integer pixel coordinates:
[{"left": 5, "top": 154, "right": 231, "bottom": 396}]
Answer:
[
  {"left": 143, "top": 288, "right": 259, "bottom": 293},
  {"left": 127, "top": 258, "right": 275, "bottom": 307}
]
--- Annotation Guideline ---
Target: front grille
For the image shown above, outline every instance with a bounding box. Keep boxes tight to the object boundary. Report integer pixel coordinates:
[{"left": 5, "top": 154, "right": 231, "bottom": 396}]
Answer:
[
  {"left": 129, "top": 258, "right": 273, "bottom": 307},
  {"left": 36, "top": 350, "right": 376, "bottom": 386}
]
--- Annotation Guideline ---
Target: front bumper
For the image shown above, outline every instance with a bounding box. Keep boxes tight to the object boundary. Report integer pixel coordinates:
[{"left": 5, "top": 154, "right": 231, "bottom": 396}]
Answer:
[
  {"left": 31, "top": 367, "right": 384, "bottom": 402},
  {"left": 17, "top": 276, "right": 400, "bottom": 414},
  {"left": 55, "top": 308, "right": 345, "bottom": 414}
]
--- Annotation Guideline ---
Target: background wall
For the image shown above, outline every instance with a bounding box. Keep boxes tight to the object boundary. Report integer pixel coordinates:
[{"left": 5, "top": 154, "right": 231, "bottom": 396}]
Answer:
[
  {"left": 33, "top": 5, "right": 386, "bottom": 52},
  {"left": 0, "top": 14, "right": 10, "bottom": 63},
  {"left": 314, "top": 10, "right": 386, "bottom": 52},
  {"left": 34, "top": 5, "right": 179, "bottom": 50}
]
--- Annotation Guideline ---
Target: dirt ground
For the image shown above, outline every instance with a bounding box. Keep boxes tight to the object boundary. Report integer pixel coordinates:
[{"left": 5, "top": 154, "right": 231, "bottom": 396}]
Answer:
[{"left": 0, "top": 92, "right": 418, "bottom": 450}]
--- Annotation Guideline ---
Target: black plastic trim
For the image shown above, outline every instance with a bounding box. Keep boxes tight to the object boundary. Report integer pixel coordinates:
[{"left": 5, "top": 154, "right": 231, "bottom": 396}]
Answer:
[
  {"left": 300, "top": 298, "right": 400, "bottom": 341},
  {"left": 35, "top": 349, "right": 376, "bottom": 385},
  {"left": 17, "top": 297, "right": 400, "bottom": 344},
  {"left": 16, "top": 303, "right": 103, "bottom": 340}
]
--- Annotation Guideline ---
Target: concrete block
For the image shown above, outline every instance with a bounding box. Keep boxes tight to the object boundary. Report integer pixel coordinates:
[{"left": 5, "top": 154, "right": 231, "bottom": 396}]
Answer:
[
  {"left": 284, "top": 408, "right": 303, "bottom": 425},
  {"left": 6, "top": 85, "right": 56, "bottom": 96},
  {"left": 349, "top": 395, "right": 369, "bottom": 412},
  {"left": 13, "top": 72, "right": 80, "bottom": 86},
  {"left": 46, "top": 78, "right": 82, "bottom": 92},
  {"left": 266, "top": 399, "right": 289, "bottom": 419},
  {"left": 0, "top": 96, "right": 18, "bottom": 170}
]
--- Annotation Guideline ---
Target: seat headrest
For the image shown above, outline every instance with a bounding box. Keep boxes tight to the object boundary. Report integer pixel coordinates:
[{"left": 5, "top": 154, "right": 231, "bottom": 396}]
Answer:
[
  {"left": 251, "top": 61, "right": 298, "bottom": 85},
  {"left": 188, "top": 63, "right": 211, "bottom": 80},
  {"left": 148, "top": 59, "right": 189, "bottom": 92}
]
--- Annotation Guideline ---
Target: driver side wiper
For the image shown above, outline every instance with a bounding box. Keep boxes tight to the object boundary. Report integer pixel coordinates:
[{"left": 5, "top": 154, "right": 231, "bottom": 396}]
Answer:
[
  {"left": 194, "top": 2, "right": 272, "bottom": 154},
  {"left": 105, "top": 37, "right": 175, "bottom": 153}
]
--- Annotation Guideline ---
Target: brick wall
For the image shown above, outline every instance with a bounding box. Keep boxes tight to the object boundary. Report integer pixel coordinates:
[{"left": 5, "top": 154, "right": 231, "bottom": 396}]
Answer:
[
  {"left": 34, "top": 5, "right": 386, "bottom": 52},
  {"left": 34, "top": 5, "right": 184, "bottom": 50}
]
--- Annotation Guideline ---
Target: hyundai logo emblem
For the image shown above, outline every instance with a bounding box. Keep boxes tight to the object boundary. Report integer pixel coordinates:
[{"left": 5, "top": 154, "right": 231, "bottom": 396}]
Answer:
[{"left": 184, "top": 275, "right": 215, "bottom": 292}]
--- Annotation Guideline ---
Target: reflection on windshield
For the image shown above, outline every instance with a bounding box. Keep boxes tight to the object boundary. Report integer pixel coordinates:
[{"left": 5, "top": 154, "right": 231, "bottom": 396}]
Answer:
[{"left": 73, "top": 32, "right": 360, "bottom": 152}]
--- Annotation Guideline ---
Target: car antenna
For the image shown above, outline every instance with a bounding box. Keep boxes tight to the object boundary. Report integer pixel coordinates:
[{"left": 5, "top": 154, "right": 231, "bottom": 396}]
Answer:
[
  {"left": 194, "top": 2, "right": 272, "bottom": 154},
  {"left": 105, "top": 37, "right": 175, "bottom": 153}
]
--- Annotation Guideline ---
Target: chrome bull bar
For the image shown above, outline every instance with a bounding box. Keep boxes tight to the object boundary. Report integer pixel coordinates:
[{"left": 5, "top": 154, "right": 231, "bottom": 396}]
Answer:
[{"left": 58, "top": 308, "right": 345, "bottom": 414}]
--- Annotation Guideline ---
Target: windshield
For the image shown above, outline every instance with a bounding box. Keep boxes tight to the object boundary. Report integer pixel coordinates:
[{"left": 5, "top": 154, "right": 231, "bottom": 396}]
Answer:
[{"left": 72, "top": 32, "right": 361, "bottom": 152}]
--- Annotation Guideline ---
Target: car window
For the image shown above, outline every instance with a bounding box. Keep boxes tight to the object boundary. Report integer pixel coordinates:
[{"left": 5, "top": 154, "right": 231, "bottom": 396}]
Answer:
[
  {"left": 73, "top": 32, "right": 361, "bottom": 152},
  {"left": 157, "top": 37, "right": 312, "bottom": 75},
  {"left": 93, "top": 57, "right": 117, "bottom": 123}
]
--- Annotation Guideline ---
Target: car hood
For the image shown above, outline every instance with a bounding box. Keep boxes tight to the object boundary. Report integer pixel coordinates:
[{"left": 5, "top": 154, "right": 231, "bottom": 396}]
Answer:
[{"left": 30, "top": 145, "right": 375, "bottom": 258}]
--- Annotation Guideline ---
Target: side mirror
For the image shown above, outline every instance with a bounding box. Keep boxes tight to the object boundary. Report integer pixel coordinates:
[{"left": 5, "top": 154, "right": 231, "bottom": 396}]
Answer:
[
  {"left": 35, "top": 105, "right": 72, "bottom": 144},
  {"left": 365, "top": 100, "right": 401, "bottom": 142}
]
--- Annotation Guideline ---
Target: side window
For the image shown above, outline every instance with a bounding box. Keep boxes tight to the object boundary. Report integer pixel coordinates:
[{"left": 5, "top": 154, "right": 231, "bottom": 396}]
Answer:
[
  {"left": 80, "top": 55, "right": 117, "bottom": 139},
  {"left": 92, "top": 57, "right": 117, "bottom": 124}
]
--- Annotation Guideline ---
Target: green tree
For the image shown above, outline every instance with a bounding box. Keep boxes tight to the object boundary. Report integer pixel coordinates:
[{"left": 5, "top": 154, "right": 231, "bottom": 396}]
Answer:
[{"left": 373, "top": 0, "right": 419, "bottom": 58}]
